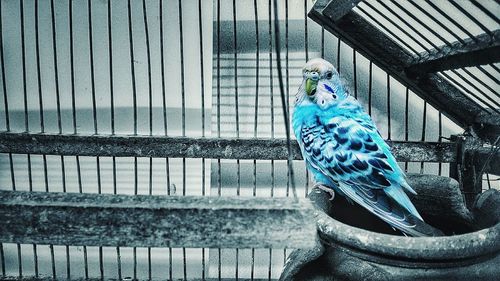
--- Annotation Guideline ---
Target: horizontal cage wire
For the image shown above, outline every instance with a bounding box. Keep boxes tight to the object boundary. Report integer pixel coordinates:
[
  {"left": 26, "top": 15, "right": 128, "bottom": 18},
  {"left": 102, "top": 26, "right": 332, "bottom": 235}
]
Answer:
[{"left": 0, "top": 0, "right": 498, "bottom": 280}]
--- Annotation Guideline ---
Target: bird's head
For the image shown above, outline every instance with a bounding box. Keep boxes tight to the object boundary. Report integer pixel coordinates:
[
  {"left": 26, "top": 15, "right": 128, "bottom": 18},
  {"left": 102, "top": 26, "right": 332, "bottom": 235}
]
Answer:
[{"left": 295, "top": 58, "right": 348, "bottom": 108}]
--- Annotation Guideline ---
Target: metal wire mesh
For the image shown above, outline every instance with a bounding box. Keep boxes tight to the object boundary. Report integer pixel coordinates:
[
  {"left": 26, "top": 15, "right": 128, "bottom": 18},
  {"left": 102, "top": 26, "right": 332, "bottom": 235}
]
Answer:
[{"left": 0, "top": 0, "right": 497, "bottom": 280}]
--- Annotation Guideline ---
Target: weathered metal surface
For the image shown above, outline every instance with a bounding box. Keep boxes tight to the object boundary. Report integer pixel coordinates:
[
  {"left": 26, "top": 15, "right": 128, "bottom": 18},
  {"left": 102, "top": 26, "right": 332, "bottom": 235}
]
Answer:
[
  {"left": 316, "top": 0, "right": 364, "bottom": 21},
  {"left": 280, "top": 186, "right": 500, "bottom": 281},
  {"left": 0, "top": 132, "right": 457, "bottom": 162},
  {"left": 308, "top": 0, "right": 497, "bottom": 136},
  {"left": 0, "top": 276, "right": 277, "bottom": 281},
  {"left": 407, "top": 30, "right": 500, "bottom": 74},
  {"left": 0, "top": 190, "right": 316, "bottom": 249}
]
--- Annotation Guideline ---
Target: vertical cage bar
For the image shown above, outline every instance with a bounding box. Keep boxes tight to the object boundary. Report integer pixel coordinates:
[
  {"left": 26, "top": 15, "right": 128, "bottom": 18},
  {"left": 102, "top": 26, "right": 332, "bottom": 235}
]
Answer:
[
  {"left": 404, "top": 87, "right": 409, "bottom": 172},
  {"left": 168, "top": 247, "right": 172, "bottom": 281},
  {"left": 420, "top": 102, "right": 428, "bottom": 173},
  {"left": 69, "top": 0, "right": 76, "bottom": 134},
  {"left": 438, "top": 112, "right": 443, "bottom": 175},
  {"left": 160, "top": 0, "right": 167, "bottom": 135},
  {"left": 368, "top": 61, "right": 372, "bottom": 116},
  {"left": 0, "top": 0, "right": 9, "bottom": 131},
  {"left": 148, "top": 247, "right": 152, "bottom": 281},
  {"left": 88, "top": 0, "right": 97, "bottom": 135},
  {"left": 108, "top": 0, "right": 115, "bottom": 135},
  {"left": 0, "top": 243, "right": 4, "bottom": 277},
  {"left": 65, "top": 245, "right": 70, "bottom": 279},
  {"left": 127, "top": 0, "right": 138, "bottom": 135},
  {"left": 17, "top": 244, "right": 22, "bottom": 277},
  {"left": 336, "top": 39, "right": 341, "bottom": 73},
  {"left": 268, "top": 249, "right": 272, "bottom": 281},
  {"left": 20, "top": 0, "right": 29, "bottom": 132},
  {"left": 50, "top": 244, "right": 56, "bottom": 279},
  {"left": 353, "top": 50, "right": 357, "bottom": 98},
  {"left": 178, "top": 0, "right": 186, "bottom": 137},
  {"left": 33, "top": 244, "right": 38, "bottom": 277},
  {"left": 35, "top": 0, "right": 45, "bottom": 133},
  {"left": 116, "top": 246, "right": 121, "bottom": 280},
  {"left": 386, "top": 74, "right": 391, "bottom": 140},
  {"left": 304, "top": 0, "right": 308, "bottom": 61}
]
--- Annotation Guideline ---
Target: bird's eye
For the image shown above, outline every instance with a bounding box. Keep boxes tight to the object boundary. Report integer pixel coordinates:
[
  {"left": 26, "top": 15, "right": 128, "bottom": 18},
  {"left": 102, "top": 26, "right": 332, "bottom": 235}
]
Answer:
[
  {"left": 325, "top": 71, "right": 333, "bottom": 79},
  {"left": 310, "top": 71, "right": 319, "bottom": 81}
]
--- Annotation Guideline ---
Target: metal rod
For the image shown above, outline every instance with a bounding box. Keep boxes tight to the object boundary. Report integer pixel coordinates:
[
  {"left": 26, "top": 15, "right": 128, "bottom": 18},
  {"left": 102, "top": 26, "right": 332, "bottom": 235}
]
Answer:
[
  {"left": 17, "top": 244, "right": 22, "bottom": 277},
  {"left": 404, "top": 87, "right": 409, "bottom": 172},
  {"left": 178, "top": 0, "right": 186, "bottom": 137},
  {"left": 65, "top": 245, "right": 70, "bottom": 279},
  {"left": 127, "top": 0, "right": 137, "bottom": 135},
  {"left": 160, "top": 0, "right": 167, "bottom": 135},
  {"left": 35, "top": 0, "right": 44, "bottom": 133},
  {"left": 353, "top": 50, "right": 357, "bottom": 98},
  {"left": 69, "top": 0, "right": 77, "bottom": 134},
  {"left": 116, "top": 246, "right": 121, "bottom": 280},
  {"left": 217, "top": 0, "right": 221, "bottom": 138},
  {"left": 268, "top": 248, "right": 272, "bottom": 281},
  {"left": 49, "top": 244, "right": 56, "bottom": 279},
  {"left": 304, "top": 0, "right": 308, "bottom": 61},
  {"left": 108, "top": 0, "right": 115, "bottom": 135},
  {"left": 32, "top": 244, "right": 37, "bottom": 278},
  {"left": 133, "top": 247, "right": 137, "bottom": 280},
  {"left": 420, "top": 102, "right": 428, "bottom": 174},
  {"left": 198, "top": 0, "right": 205, "bottom": 137},
  {"left": 368, "top": 61, "right": 372, "bottom": 116},
  {"left": 20, "top": 0, "right": 29, "bottom": 132},
  {"left": 88, "top": 0, "right": 97, "bottom": 135},
  {"left": 148, "top": 247, "right": 152, "bottom": 281},
  {"left": 142, "top": 0, "right": 152, "bottom": 136},
  {"left": 253, "top": 0, "right": 260, "bottom": 137},
  {"left": 49, "top": 0, "right": 62, "bottom": 134},
  {"left": 387, "top": 74, "right": 391, "bottom": 140},
  {"left": 0, "top": 0, "right": 9, "bottom": 131},
  {"left": 0, "top": 243, "right": 4, "bottom": 277}
]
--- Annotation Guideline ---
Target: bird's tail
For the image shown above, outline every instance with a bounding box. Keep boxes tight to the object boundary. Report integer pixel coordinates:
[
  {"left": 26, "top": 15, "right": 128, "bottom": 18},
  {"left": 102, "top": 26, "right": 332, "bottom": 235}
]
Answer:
[{"left": 338, "top": 182, "right": 443, "bottom": 237}]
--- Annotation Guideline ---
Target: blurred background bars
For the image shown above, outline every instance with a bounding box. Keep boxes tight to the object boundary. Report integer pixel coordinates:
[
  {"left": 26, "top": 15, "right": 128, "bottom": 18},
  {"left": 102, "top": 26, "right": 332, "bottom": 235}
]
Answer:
[{"left": 0, "top": 0, "right": 498, "bottom": 280}]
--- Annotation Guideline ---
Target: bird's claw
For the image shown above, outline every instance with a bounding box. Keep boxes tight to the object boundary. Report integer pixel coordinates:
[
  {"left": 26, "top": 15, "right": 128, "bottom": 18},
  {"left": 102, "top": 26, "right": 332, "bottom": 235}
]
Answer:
[{"left": 315, "top": 184, "right": 335, "bottom": 201}]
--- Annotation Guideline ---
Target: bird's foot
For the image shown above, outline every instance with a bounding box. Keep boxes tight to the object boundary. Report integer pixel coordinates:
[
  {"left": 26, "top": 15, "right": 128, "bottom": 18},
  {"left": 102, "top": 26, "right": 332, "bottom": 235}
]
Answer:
[{"left": 314, "top": 184, "right": 335, "bottom": 201}]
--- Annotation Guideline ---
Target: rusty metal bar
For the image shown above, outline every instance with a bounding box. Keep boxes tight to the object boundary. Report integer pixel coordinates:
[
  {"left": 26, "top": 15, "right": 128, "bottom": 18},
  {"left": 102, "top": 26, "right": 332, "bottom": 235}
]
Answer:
[
  {"left": 0, "top": 190, "right": 316, "bottom": 249},
  {"left": 308, "top": 0, "right": 499, "bottom": 136},
  {"left": 0, "top": 132, "right": 456, "bottom": 162},
  {"left": 407, "top": 30, "right": 500, "bottom": 74}
]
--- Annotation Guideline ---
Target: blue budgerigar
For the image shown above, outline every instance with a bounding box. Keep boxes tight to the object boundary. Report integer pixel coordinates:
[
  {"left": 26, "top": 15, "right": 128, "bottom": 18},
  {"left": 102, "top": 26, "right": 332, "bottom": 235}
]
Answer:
[{"left": 293, "top": 58, "right": 441, "bottom": 237}]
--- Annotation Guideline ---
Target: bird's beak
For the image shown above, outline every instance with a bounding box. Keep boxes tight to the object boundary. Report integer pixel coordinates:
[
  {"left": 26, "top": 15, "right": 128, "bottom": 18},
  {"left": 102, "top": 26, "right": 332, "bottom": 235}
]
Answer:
[{"left": 305, "top": 78, "right": 317, "bottom": 96}]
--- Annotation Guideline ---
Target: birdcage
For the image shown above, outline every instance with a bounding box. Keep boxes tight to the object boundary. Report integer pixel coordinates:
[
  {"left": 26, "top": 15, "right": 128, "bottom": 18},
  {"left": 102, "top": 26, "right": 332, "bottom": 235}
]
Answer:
[{"left": 0, "top": 0, "right": 499, "bottom": 280}]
